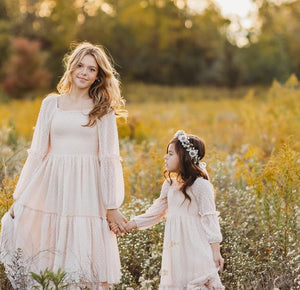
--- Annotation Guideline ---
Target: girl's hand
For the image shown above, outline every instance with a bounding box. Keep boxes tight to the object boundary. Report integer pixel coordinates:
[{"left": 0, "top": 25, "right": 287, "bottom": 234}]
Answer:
[
  {"left": 210, "top": 243, "right": 224, "bottom": 272},
  {"left": 124, "top": 220, "right": 137, "bottom": 232},
  {"left": 106, "top": 209, "right": 128, "bottom": 236},
  {"left": 212, "top": 250, "right": 224, "bottom": 272}
]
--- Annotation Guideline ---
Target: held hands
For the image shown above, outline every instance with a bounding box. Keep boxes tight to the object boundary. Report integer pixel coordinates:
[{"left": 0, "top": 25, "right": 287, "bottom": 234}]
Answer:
[
  {"left": 106, "top": 209, "right": 128, "bottom": 236},
  {"left": 109, "top": 219, "right": 137, "bottom": 236}
]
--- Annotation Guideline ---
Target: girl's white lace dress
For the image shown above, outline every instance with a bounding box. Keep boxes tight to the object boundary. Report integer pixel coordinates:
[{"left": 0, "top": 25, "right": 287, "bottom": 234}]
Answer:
[
  {"left": 0, "top": 94, "right": 124, "bottom": 289},
  {"left": 134, "top": 178, "right": 225, "bottom": 290}
]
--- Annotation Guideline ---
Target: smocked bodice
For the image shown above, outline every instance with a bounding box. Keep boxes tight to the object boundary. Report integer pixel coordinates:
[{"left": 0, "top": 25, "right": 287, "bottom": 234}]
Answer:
[{"left": 50, "top": 109, "right": 98, "bottom": 156}]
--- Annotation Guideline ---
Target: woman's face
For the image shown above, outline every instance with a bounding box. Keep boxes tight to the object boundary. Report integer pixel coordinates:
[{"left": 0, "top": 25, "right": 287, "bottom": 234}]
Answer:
[
  {"left": 71, "top": 54, "right": 99, "bottom": 90},
  {"left": 164, "top": 143, "right": 180, "bottom": 173}
]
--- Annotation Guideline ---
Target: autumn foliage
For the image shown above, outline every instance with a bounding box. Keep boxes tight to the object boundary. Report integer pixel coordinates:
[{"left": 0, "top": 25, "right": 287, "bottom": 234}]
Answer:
[{"left": 1, "top": 38, "right": 51, "bottom": 99}]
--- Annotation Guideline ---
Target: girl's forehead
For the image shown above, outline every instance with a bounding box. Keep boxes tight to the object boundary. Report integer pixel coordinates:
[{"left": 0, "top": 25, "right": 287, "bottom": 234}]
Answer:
[{"left": 168, "top": 143, "right": 175, "bottom": 151}]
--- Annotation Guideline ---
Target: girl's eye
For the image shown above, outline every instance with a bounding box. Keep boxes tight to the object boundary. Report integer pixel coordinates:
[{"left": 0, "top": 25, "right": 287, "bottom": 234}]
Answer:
[
  {"left": 90, "top": 68, "right": 95, "bottom": 72},
  {"left": 77, "top": 64, "right": 82, "bottom": 68}
]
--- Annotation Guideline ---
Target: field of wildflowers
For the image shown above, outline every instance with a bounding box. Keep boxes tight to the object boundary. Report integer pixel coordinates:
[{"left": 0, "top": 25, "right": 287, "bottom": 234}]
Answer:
[{"left": 0, "top": 76, "right": 299, "bottom": 289}]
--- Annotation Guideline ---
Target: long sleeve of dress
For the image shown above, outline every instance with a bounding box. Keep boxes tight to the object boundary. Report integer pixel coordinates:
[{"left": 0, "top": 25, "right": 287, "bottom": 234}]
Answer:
[
  {"left": 13, "top": 95, "right": 55, "bottom": 200},
  {"left": 193, "top": 178, "right": 222, "bottom": 244},
  {"left": 97, "top": 111, "right": 124, "bottom": 209},
  {"left": 134, "top": 180, "right": 169, "bottom": 230}
]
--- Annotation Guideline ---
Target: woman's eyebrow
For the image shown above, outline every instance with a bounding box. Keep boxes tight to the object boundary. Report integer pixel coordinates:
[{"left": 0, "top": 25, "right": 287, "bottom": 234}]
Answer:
[{"left": 79, "top": 62, "right": 97, "bottom": 69}]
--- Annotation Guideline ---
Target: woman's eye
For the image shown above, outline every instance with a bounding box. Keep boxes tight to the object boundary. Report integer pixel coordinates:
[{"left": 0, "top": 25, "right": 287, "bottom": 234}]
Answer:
[{"left": 77, "top": 64, "right": 82, "bottom": 67}]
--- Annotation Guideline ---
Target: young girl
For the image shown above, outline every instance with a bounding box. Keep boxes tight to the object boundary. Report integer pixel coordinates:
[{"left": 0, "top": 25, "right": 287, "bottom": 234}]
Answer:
[
  {"left": 0, "top": 42, "right": 127, "bottom": 289},
  {"left": 125, "top": 130, "right": 225, "bottom": 289}
]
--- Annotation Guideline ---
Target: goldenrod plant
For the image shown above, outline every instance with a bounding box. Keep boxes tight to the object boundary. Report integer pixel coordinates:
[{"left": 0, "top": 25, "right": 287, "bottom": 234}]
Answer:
[{"left": 0, "top": 78, "right": 299, "bottom": 288}]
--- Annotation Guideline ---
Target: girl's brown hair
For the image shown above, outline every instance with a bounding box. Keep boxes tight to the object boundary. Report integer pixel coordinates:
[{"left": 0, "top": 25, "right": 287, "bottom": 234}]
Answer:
[
  {"left": 57, "top": 42, "right": 126, "bottom": 126},
  {"left": 165, "top": 134, "right": 208, "bottom": 202}
]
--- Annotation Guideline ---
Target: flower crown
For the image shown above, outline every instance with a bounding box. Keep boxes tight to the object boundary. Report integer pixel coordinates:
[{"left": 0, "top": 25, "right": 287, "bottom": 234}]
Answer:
[{"left": 174, "top": 130, "right": 206, "bottom": 169}]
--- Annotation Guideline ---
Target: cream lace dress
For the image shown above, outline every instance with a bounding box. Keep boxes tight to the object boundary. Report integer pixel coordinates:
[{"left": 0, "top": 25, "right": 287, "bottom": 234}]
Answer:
[
  {"left": 0, "top": 95, "right": 124, "bottom": 289},
  {"left": 134, "top": 178, "right": 225, "bottom": 290}
]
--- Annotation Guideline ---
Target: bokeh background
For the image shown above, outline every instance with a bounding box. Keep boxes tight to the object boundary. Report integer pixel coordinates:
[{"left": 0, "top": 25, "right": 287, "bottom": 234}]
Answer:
[{"left": 0, "top": 0, "right": 299, "bottom": 289}]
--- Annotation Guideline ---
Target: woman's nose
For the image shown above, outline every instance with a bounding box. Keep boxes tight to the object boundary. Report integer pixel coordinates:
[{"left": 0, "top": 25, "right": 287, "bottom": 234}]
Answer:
[{"left": 81, "top": 67, "right": 87, "bottom": 75}]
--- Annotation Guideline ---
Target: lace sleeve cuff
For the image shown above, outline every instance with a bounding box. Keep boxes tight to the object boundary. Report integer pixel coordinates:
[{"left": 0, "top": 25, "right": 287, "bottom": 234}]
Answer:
[{"left": 200, "top": 212, "right": 222, "bottom": 243}]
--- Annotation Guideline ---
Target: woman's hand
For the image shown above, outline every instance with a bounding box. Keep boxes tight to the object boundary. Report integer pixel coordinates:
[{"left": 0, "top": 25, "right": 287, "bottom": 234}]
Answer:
[
  {"left": 210, "top": 243, "right": 224, "bottom": 272},
  {"left": 106, "top": 209, "right": 128, "bottom": 236}
]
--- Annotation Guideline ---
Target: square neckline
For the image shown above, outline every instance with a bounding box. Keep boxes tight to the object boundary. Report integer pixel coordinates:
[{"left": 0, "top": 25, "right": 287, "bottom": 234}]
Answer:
[{"left": 56, "top": 96, "right": 93, "bottom": 113}]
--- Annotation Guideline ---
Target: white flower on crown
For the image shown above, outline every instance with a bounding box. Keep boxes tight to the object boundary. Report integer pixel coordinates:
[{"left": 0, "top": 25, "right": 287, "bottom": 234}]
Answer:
[
  {"left": 188, "top": 149, "right": 198, "bottom": 158},
  {"left": 178, "top": 134, "right": 188, "bottom": 143},
  {"left": 174, "top": 130, "right": 208, "bottom": 169},
  {"left": 174, "top": 130, "right": 185, "bottom": 138},
  {"left": 198, "top": 161, "right": 206, "bottom": 169}
]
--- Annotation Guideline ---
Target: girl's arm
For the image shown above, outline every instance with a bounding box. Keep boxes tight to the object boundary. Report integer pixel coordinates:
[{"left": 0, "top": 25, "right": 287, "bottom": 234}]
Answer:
[
  {"left": 124, "top": 220, "right": 137, "bottom": 231},
  {"left": 193, "top": 178, "right": 224, "bottom": 270},
  {"left": 132, "top": 180, "right": 169, "bottom": 230},
  {"left": 194, "top": 179, "right": 222, "bottom": 243}
]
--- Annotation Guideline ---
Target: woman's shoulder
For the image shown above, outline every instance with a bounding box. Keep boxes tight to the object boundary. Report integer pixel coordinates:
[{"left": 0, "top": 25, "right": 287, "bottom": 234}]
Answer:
[
  {"left": 42, "top": 93, "right": 59, "bottom": 106},
  {"left": 96, "top": 108, "right": 116, "bottom": 122}
]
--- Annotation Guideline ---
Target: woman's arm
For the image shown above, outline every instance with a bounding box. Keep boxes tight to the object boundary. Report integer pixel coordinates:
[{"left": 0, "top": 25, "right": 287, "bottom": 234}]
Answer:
[
  {"left": 107, "top": 209, "right": 128, "bottom": 235},
  {"left": 13, "top": 95, "right": 55, "bottom": 201},
  {"left": 97, "top": 111, "right": 126, "bottom": 232}
]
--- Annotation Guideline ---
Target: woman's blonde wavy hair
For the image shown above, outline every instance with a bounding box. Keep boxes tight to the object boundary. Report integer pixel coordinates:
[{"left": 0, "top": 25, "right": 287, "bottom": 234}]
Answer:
[{"left": 57, "top": 42, "right": 126, "bottom": 126}]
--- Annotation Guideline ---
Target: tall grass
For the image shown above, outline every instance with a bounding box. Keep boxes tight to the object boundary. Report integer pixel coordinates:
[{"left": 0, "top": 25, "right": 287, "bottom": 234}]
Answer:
[{"left": 0, "top": 77, "right": 299, "bottom": 288}]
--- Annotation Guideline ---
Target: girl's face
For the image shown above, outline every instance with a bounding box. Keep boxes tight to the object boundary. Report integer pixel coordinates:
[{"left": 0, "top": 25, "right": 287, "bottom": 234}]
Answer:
[
  {"left": 164, "top": 143, "right": 180, "bottom": 173},
  {"left": 71, "top": 54, "right": 99, "bottom": 90}
]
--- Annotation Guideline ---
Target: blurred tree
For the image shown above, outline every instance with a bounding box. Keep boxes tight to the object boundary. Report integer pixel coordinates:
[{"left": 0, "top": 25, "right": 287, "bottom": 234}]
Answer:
[
  {"left": 1, "top": 37, "right": 51, "bottom": 98},
  {"left": 1, "top": 0, "right": 80, "bottom": 86},
  {"left": 35, "top": 0, "right": 80, "bottom": 85},
  {"left": 238, "top": 0, "right": 300, "bottom": 83},
  {"left": 218, "top": 40, "right": 240, "bottom": 87},
  {"left": 1, "top": 0, "right": 300, "bottom": 94},
  {"left": 0, "top": 1, "right": 12, "bottom": 79},
  {"left": 77, "top": 0, "right": 230, "bottom": 85}
]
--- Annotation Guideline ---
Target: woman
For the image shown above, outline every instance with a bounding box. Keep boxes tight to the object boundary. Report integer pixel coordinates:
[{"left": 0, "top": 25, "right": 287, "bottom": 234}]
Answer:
[{"left": 0, "top": 42, "right": 127, "bottom": 289}]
